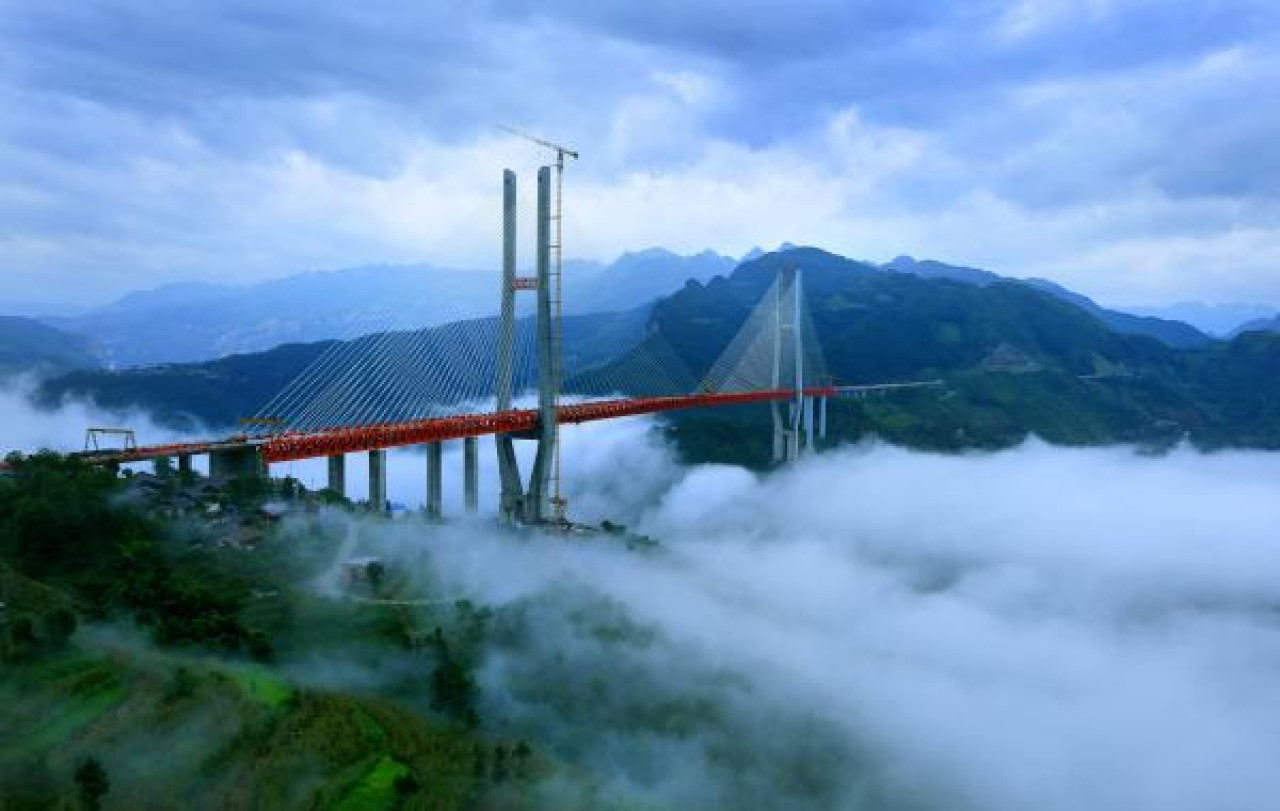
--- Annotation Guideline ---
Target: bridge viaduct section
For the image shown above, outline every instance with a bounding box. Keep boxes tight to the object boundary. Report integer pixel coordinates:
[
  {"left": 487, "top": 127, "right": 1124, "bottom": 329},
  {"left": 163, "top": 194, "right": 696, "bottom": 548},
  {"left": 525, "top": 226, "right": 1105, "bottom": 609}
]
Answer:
[
  {"left": 313, "top": 165, "right": 554, "bottom": 520},
  {"left": 59, "top": 169, "right": 873, "bottom": 523}
]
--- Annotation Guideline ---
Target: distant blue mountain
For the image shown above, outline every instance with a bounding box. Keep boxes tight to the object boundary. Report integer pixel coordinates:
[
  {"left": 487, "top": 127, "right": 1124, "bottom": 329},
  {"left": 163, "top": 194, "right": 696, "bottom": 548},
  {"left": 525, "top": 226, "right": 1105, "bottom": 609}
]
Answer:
[
  {"left": 883, "top": 255, "right": 1211, "bottom": 348},
  {"left": 1117, "top": 302, "right": 1276, "bottom": 337},
  {"left": 44, "top": 249, "right": 735, "bottom": 367},
  {"left": 0, "top": 316, "right": 99, "bottom": 377},
  {"left": 1232, "top": 315, "right": 1280, "bottom": 337},
  {"left": 36, "top": 244, "right": 1216, "bottom": 369}
]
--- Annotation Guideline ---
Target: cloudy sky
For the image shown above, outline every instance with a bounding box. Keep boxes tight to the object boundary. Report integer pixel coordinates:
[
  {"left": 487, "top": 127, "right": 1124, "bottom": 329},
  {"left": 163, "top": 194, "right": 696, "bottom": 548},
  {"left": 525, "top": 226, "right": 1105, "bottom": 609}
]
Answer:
[{"left": 3, "top": 0, "right": 1279, "bottom": 306}]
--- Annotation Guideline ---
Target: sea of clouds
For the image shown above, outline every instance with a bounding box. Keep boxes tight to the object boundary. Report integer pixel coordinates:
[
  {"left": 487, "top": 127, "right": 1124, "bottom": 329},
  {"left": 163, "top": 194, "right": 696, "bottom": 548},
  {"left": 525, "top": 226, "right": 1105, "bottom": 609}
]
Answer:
[{"left": 9, "top": 384, "right": 1280, "bottom": 809}]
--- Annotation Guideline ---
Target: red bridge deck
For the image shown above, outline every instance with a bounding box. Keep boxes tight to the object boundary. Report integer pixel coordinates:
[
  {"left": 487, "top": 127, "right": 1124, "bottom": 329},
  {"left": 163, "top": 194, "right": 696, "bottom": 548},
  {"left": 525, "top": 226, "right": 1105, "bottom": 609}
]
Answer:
[{"left": 62, "top": 388, "right": 837, "bottom": 467}]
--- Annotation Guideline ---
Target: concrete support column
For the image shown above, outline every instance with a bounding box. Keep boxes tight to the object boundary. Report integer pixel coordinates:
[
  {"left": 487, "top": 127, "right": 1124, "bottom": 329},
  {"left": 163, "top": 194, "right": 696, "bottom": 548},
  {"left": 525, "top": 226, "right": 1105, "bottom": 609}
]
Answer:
[
  {"left": 495, "top": 169, "right": 525, "bottom": 523},
  {"left": 426, "top": 442, "right": 443, "bottom": 520},
  {"left": 803, "top": 396, "right": 815, "bottom": 454},
  {"left": 210, "top": 447, "right": 265, "bottom": 480},
  {"left": 327, "top": 454, "right": 346, "bottom": 497},
  {"left": 177, "top": 454, "right": 192, "bottom": 476},
  {"left": 818, "top": 396, "right": 828, "bottom": 441},
  {"left": 463, "top": 437, "right": 478, "bottom": 514},
  {"left": 368, "top": 450, "right": 387, "bottom": 513},
  {"left": 771, "top": 403, "right": 786, "bottom": 463},
  {"left": 788, "top": 402, "right": 801, "bottom": 461},
  {"left": 525, "top": 165, "right": 556, "bottom": 524}
]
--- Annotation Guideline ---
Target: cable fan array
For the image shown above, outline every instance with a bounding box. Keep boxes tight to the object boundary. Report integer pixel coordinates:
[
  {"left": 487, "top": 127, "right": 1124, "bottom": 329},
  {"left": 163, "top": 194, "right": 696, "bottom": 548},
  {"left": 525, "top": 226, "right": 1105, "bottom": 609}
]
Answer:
[{"left": 250, "top": 269, "right": 827, "bottom": 437}]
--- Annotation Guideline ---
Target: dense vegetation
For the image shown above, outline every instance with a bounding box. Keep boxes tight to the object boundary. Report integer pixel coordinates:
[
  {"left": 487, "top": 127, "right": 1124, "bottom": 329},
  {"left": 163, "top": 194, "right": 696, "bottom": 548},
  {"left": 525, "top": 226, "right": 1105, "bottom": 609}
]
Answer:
[
  {"left": 3, "top": 450, "right": 860, "bottom": 809},
  {"left": 652, "top": 250, "right": 1280, "bottom": 465},
  {"left": 0, "top": 455, "right": 550, "bottom": 809}
]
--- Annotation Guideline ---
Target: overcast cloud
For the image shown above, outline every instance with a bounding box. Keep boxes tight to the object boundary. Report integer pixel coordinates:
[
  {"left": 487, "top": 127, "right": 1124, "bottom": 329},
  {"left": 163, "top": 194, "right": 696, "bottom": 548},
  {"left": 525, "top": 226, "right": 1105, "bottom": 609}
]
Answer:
[{"left": 3, "top": 0, "right": 1280, "bottom": 305}]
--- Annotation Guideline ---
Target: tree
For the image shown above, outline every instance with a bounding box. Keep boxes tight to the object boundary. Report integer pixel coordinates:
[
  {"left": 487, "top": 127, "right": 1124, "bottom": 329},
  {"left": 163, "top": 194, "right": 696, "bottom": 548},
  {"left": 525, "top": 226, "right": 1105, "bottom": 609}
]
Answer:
[
  {"left": 2, "top": 613, "right": 37, "bottom": 662},
  {"left": 365, "top": 560, "right": 385, "bottom": 593},
  {"left": 393, "top": 773, "right": 421, "bottom": 799},
  {"left": 491, "top": 745, "right": 508, "bottom": 784},
  {"left": 45, "top": 607, "right": 77, "bottom": 648},
  {"left": 430, "top": 656, "right": 478, "bottom": 724},
  {"left": 74, "top": 757, "right": 109, "bottom": 811}
]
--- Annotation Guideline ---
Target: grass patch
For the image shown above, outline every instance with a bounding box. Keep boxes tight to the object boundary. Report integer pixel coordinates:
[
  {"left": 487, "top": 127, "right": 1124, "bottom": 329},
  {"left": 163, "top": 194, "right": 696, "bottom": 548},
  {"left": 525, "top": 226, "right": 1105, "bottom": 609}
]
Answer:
[
  {"left": 228, "top": 664, "right": 294, "bottom": 708},
  {"left": 0, "top": 657, "right": 129, "bottom": 760},
  {"left": 334, "top": 754, "right": 410, "bottom": 811}
]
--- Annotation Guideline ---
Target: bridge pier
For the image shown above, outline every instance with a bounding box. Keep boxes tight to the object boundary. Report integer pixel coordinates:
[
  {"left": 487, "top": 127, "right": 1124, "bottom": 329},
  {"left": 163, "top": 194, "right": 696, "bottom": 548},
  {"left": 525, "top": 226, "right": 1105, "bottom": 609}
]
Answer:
[
  {"left": 463, "top": 437, "right": 478, "bottom": 514},
  {"left": 178, "top": 454, "right": 192, "bottom": 476},
  {"left": 425, "top": 442, "right": 443, "bottom": 520},
  {"left": 772, "top": 406, "right": 786, "bottom": 463},
  {"left": 210, "top": 446, "right": 265, "bottom": 480},
  {"left": 770, "top": 267, "right": 812, "bottom": 464},
  {"left": 818, "top": 396, "right": 827, "bottom": 441},
  {"left": 327, "top": 454, "right": 346, "bottom": 497},
  {"left": 495, "top": 169, "right": 524, "bottom": 523},
  {"left": 804, "top": 396, "right": 815, "bottom": 453},
  {"left": 368, "top": 450, "right": 387, "bottom": 513}
]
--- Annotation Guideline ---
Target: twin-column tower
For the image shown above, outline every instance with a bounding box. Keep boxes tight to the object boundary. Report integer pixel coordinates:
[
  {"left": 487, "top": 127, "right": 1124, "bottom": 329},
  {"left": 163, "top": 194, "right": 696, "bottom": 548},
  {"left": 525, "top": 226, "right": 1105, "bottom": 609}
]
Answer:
[{"left": 495, "top": 167, "right": 558, "bottom": 524}]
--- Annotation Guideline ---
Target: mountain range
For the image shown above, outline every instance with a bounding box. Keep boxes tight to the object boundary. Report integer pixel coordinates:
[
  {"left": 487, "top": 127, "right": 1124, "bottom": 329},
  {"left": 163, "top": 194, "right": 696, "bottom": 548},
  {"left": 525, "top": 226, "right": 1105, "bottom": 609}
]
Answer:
[
  {"left": 36, "top": 249, "right": 736, "bottom": 367},
  {"left": 25, "top": 244, "right": 1273, "bottom": 369},
  {"left": 0, "top": 317, "right": 100, "bottom": 377},
  {"left": 1117, "top": 302, "right": 1278, "bottom": 337},
  {"left": 24, "top": 246, "right": 1280, "bottom": 462}
]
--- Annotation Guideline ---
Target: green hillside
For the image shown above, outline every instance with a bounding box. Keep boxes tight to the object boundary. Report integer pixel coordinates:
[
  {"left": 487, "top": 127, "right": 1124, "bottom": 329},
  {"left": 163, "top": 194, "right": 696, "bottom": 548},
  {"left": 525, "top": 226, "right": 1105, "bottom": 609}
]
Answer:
[
  {"left": 0, "top": 454, "right": 564, "bottom": 810},
  {"left": 0, "top": 316, "right": 99, "bottom": 378},
  {"left": 652, "top": 248, "right": 1177, "bottom": 382},
  {"left": 648, "top": 249, "right": 1275, "bottom": 464}
]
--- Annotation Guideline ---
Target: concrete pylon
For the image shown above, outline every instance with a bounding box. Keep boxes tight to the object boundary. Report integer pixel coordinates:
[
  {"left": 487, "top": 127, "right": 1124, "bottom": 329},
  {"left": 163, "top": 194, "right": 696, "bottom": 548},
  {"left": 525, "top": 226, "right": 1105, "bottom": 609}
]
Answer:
[
  {"left": 177, "top": 454, "right": 192, "bottom": 476},
  {"left": 790, "top": 270, "right": 805, "bottom": 458},
  {"left": 524, "top": 166, "right": 556, "bottom": 524},
  {"left": 327, "top": 454, "right": 346, "bottom": 497},
  {"left": 425, "top": 442, "right": 442, "bottom": 520},
  {"left": 463, "top": 436, "right": 478, "bottom": 514},
  {"left": 771, "top": 271, "right": 786, "bottom": 463},
  {"left": 771, "top": 268, "right": 806, "bottom": 463},
  {"left": 495, "top": 169, "right": 526, "bottom": 523},
  {"left": 368, "top": 449, "right": 387, "bottom": 513}
]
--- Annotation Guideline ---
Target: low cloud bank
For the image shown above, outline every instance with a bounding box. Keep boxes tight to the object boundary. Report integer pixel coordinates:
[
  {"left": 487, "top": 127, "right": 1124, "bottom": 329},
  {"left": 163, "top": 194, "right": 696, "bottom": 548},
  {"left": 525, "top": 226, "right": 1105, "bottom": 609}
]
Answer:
[
  {"left": 389, "top": 438, "right": 1280, "bottom": 810},
  {"left": 0, "top": 379, "right": 200, "bottom": 460}
]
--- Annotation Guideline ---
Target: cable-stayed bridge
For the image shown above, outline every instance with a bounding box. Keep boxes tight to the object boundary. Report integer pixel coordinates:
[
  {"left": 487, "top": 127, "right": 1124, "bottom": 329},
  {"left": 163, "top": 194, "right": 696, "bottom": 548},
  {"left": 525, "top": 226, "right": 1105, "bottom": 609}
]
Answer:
[{"left": 64, "top": 167, "right": 934, "bottom": 525}]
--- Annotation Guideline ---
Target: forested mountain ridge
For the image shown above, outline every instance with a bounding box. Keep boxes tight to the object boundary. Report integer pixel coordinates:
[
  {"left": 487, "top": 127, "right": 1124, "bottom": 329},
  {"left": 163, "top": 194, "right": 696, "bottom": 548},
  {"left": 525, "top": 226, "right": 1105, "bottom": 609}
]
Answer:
[
  {"left": 0, "top": 317, "right": 100, "bottom": 377},
  {"left": 30, "top": 247, "right": 1280, "bottom": 461}
]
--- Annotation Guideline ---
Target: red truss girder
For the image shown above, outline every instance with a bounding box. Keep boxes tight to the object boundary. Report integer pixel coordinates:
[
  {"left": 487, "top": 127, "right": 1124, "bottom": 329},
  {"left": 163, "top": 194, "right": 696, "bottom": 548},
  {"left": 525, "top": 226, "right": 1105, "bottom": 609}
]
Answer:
[
  {"left": 258, "top": 388, "right": 837, "bottom": 463},
  {"left": 72, "top": 438, "right": 254, "bottom": 465}
]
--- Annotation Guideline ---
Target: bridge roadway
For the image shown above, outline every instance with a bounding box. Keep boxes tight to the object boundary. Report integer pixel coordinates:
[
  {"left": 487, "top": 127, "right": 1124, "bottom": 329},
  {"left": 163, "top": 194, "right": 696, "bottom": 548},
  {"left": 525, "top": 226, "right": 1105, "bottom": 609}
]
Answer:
[
  {"left": 69, "top": 388, "right": 839, "bottom": 468},
  {"left": 60, "top": 381, "right": 947, "bottom": 469}
]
